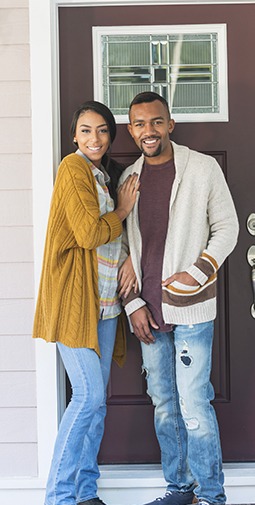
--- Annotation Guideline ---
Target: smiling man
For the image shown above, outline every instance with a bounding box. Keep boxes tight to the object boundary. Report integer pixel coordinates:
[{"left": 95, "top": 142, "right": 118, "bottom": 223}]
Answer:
[
  {"left": 118, "top": 92, "right": 239, "bottom": 505},
  {"left": 127, "top": 98, "right": 175, "bottom": 161}
]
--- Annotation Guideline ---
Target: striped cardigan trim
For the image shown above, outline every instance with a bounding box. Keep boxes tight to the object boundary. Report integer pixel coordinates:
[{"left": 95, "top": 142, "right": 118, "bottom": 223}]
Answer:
[
  {"left": 162, "top": 273, "right": 217, "bottom": 311},
  {"left": 163, "top": 272, "right": 217, "bottom": 296},
  {"left": 201, "top": 252, "right": 219, "bottom": 272}
]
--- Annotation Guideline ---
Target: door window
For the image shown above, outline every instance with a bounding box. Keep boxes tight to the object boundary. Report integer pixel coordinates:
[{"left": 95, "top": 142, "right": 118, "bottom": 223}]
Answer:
[{"left": 93, "top": 24, "right": 228, "bottom": 123}]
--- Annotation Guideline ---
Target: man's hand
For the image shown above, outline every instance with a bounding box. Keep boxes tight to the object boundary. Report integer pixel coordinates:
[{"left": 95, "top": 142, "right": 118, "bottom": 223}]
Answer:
[
  {"left": 162, "top": 271, "right": 200, "bottom": 287},
  {"left": 130, "top": 306, "right": 159, "bottom": 345},
  {"left": 118, "top": 255, "right": 138, "bottom": 298}
]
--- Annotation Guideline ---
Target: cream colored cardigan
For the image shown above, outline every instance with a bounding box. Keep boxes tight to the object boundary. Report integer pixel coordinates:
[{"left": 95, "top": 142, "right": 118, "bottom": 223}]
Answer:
[{"left": 119, "top": 142, "right": 239, "bottom": 325}]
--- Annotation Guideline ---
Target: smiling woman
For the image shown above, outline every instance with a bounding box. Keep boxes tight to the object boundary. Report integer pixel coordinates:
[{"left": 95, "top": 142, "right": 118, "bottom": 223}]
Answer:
[
  {"left": 32, "top": 100, "right": 140, "bottom": 505},
  {"left": 70, "top": 100, "right": 116, "bottom": 168},
  {"left": 73, "top": 111, "right": 111, "bottom": 168}
]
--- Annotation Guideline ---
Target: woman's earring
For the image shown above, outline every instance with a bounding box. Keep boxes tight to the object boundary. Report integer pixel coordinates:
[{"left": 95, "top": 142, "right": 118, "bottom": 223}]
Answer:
[{"left": 73, "top": 138, "right": 77, "bottom": 143}]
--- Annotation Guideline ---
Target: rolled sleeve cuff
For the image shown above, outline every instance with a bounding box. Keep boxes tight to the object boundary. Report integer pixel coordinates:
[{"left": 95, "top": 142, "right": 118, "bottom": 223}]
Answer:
[
  {"left": 185, "top": 265, "right": 208, "bottom": 286},
  {"left": 124, "top": 297, "right": 146, "bottom": 316},
  {"left": 102, "top": 211, "right": 122, "bottom": 241}
]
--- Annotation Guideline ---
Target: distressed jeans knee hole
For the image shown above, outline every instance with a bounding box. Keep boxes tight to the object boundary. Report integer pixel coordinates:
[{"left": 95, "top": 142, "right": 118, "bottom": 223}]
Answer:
[
  {"left": 179, "top": 340, "right": 193, "bottom": 367},
  {"left": 185, "top": 417, "right": 200, "bottom": 430}
]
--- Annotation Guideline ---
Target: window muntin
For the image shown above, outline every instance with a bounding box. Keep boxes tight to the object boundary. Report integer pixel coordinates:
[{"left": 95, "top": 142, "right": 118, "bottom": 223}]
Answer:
[{"left": 93, "top": 25, "right": 228, "bottom": 123}]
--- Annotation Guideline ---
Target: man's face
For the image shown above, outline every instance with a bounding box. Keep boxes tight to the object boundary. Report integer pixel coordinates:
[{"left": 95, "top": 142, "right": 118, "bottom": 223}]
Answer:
[{"left": 128, "top": 100, "right": 175, "bottom": 164}]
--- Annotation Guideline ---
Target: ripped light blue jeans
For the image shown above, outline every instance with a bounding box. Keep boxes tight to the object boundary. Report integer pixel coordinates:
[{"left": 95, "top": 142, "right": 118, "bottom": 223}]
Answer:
[
  {"left": 141, "top": 321, "right": 226, "bottom": 505},
  {"left": 44, "top": 317, "right": 117, "bottom": 505}
]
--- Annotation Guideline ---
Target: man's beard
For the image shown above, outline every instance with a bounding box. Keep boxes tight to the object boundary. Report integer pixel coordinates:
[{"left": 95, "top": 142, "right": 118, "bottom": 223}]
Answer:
[{"left": 141, "top": 140, "right": 162, "bottom": 158}]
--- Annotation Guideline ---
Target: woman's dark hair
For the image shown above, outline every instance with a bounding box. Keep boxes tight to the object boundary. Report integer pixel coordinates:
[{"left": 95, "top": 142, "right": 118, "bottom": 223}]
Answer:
[
  {"left": 70, "top": 100, "right": 124, "bottom": 206},
  {"left": 70, "top": 100, "right": 117, "bottom": 144}
]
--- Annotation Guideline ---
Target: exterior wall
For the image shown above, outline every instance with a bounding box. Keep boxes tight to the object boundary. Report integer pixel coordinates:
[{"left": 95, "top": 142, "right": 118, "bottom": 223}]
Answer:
[{"left": 0, "top": 0, "right": 37, "bottom": 477}]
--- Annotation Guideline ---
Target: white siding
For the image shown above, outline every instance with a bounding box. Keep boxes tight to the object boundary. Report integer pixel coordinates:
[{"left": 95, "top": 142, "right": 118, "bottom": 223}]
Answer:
[
  {"left": 0, "top": 2, "right": 37, "bottom": 477},
  {"left": 0, "top": 154, "right": 32, "bottom": 189},
  {"left": 0, "top": 1, "right": 28, "bottom": 8}
]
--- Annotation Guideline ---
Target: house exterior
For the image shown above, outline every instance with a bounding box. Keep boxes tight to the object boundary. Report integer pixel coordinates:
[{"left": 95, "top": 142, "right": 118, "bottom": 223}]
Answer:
[
  {"left": 0, "top": 1, "right": 255, "bottom": 504},
  {"left": 0, "top": 0, "right": 37, "bottom": 484}
]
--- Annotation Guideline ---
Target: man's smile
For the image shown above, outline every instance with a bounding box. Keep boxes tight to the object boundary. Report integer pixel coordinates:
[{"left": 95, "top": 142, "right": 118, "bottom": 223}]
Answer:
[{"left": 142, "top": 137, "right": 160, "bottom": 146}]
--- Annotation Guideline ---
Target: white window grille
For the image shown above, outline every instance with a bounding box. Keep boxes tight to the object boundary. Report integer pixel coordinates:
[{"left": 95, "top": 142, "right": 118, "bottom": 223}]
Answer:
[{"left": 93, "top": 24, "right": 228, "bottom": 123}]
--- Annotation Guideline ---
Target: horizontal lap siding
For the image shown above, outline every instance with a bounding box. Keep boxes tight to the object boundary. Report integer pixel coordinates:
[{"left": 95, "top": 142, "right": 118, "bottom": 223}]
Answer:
[{"left": 0, "top": 4, "right": 37, "bottom": 477}]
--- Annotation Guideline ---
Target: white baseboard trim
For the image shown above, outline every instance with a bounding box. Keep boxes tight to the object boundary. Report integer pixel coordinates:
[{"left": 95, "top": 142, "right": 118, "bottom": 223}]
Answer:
[
  {"left": 99, "top": 464, "right": 255, "bottom": 504},
  {"left": 0, "top": 463, "right": 254, "bottom": 505}
]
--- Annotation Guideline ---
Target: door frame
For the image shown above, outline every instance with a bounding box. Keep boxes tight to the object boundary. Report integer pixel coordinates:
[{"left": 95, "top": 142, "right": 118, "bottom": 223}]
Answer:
[{"left": 29, "top": 0, "right": 255, "bottom": 486}]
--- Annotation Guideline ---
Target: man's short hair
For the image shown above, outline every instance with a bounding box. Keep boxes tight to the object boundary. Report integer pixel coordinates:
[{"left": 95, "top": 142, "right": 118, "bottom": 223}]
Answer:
[{"left": 129, "top": 91, "right": 171, "bottom": 120}]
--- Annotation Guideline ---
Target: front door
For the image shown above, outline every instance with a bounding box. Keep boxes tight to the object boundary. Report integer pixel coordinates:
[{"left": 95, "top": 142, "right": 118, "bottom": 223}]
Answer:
[{"left": 59, "top": 3, "right": 255, "bottom": 463}]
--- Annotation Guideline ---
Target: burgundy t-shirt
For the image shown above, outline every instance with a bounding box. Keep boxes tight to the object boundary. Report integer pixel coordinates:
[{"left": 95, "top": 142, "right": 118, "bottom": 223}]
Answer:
[{"left": 138, "top": 159, "right": 175, "bottom": 332}]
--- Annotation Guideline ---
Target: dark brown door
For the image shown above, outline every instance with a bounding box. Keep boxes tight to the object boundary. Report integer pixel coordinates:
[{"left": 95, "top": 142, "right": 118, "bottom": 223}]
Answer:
[{"left": 59, "top": 3, "right": 255, "bottom": 463}]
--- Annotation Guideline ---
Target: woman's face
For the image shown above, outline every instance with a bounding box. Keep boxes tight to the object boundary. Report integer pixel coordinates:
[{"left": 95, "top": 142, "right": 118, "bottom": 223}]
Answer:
[{"left": 74, "top": 110, "right": 111, "bottom": 167}]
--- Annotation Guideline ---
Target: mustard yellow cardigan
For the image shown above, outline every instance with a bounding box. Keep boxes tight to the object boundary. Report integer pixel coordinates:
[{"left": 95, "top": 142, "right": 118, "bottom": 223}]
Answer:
[{"left": 33, "top": 153, "right": 126, "bottom": 365}]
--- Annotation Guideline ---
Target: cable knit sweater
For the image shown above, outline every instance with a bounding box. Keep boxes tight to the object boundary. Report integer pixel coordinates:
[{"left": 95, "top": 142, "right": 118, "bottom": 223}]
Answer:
[
  {"left": 119, "top": 141, "right": 239, "bottom": 325},
  {"left": 32, "top": 153, "right": 126, "bottom": 365}
]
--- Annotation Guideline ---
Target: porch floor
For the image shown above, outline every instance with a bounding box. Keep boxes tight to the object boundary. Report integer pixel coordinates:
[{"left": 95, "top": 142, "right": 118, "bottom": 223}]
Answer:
[{"left": 98, "top": 463, "right": 255, "bottom": 505}]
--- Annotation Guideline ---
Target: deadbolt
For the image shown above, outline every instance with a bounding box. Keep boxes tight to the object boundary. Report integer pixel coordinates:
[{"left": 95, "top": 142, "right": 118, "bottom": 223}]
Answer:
[
  {"left": 247, "top": 245, "right": 255, "bottom": 318},
  {"left": 247, "top": 245, "right": 255, "bottom": 267},
  {"left": 247, "top": 213, "right": 255, "bottom": 235}
]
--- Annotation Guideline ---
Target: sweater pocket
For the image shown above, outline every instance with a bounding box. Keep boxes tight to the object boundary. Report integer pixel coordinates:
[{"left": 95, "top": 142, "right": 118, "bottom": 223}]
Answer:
[{"left": 162, "top": 274, "right": 217, "bottom": 307}]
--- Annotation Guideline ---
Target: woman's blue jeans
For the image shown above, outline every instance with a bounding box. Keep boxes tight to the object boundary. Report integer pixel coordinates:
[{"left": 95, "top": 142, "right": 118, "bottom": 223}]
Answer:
[
  {"left": 44, "top": 317, "right": 118, "bottom": 505},
  {"left": 141, "top": 321, "right": 226, "bottom": 505}
]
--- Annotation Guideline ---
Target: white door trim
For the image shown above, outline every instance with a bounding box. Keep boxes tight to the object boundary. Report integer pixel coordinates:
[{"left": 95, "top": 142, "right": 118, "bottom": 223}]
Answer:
[
  {"left": 29, "top": 0, "right": 255, "bottom": 486},
  {"left": 55, "top": 0, "right": 255, "bottom": 5}
]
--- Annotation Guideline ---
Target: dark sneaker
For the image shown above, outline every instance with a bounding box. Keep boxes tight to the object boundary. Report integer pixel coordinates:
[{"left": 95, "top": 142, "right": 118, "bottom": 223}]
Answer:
[
  {"left": 78, "top": 499, "right": 107, "bottom": 505},
  {"left": 143, "top": 490, "right": 196, "bottom": 505}
]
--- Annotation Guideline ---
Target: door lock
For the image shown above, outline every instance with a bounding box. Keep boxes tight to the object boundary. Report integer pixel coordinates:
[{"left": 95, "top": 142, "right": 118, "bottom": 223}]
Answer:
[
  {"left": 247, "top": 245, "right": 255, "bottom": 318},
  {"left": 247, "top": 213, "right": 255, "bottom": 235}
]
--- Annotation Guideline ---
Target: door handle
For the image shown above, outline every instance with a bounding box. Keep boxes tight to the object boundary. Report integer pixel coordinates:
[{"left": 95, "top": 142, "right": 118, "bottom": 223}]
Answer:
[{"left": 247, "top": 245, "right": 255, "bottom": 318}]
